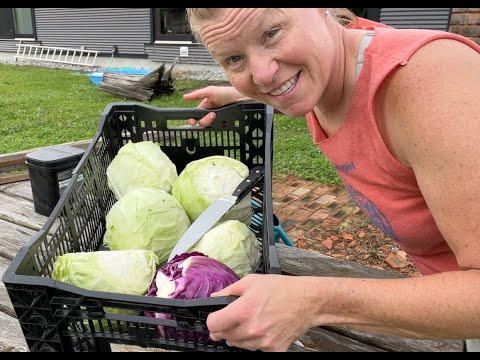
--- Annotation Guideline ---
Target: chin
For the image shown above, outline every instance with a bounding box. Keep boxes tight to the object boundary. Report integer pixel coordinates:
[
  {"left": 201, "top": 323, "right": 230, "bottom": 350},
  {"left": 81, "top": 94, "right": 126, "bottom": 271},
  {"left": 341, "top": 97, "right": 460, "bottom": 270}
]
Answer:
[{"left": 279, "top": 105, "right": 313, "bottom": 118}]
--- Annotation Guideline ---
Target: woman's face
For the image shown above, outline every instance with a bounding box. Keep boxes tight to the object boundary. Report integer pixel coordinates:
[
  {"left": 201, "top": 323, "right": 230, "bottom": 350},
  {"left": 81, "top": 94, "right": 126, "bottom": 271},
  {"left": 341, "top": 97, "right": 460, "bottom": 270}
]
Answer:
[{"left": 200, "top": 8, "right": 335, "bottom": 117}]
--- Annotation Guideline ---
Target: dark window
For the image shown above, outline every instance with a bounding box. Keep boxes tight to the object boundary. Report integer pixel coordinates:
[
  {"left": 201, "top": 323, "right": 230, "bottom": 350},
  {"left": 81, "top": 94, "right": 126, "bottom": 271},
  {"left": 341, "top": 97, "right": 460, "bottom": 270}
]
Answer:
[
  {"left": 13, "top": 8, "right": 34, "bottom": 37},
  {"left": 349, "top": 8, "right": 381, "bottom": 22},
  {"left": 350, "top": 8, "right": 368, "bottom": 18},
  {"left": 0, "top": 8, "right": 34, "bottom": 39},
  {"left": 154, "top": 8, "right": 194, "bottom": 42}
]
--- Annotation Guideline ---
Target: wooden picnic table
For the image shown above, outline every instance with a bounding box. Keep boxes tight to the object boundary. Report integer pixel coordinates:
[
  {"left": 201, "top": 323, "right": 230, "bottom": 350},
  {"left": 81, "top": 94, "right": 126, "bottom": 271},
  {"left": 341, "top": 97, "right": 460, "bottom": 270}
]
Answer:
[{"left": 0, "top": 177, "right": 465, "bottom": 352}]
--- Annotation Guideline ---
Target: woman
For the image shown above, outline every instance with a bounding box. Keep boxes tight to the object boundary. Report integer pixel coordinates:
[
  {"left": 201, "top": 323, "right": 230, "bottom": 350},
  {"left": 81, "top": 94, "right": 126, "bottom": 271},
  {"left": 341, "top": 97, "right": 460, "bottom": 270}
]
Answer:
[{"left": 183, "top": 8, "right": 480, "bottom": 352}]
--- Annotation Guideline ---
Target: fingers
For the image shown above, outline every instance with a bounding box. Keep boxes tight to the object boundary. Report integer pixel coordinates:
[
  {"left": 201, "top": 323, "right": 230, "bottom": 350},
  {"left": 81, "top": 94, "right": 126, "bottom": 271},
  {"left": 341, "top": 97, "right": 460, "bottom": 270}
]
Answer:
[
  {"left": 185, "top": 95, "right": 217, "bottom": 126},
  {"left": 210, "top": 276, "right": 249, "bottom": 297},
  {"left": 226, "top": 339, "right": 256, "bottom": 352},
  {"left": 183, "top": 87, "right": 212, "bottom": 101},
  {"left": 207, "top": 279, "right": 252, "bottom": 340},
  {"left": 187, "top": 112, "right": 216, "bottom": 126}
]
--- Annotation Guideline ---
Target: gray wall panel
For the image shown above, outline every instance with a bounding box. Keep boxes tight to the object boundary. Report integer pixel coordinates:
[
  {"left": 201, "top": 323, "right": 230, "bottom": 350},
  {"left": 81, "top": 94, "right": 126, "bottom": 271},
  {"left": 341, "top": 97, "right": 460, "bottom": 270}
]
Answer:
[
  {"left": 380, "top": 8, "right": 451, "bottom": 30},
  {"left": 0, "top": 40, "right": 20, "bottom": 52},
  {"left": 0, "top": 40, "right": 41, "bottom": 53},
  {"left": 145, "top": 44, "right": 216, "bottom": 65},
  {"left": 34, "top": 8, "right": 151, "bottom": 55}
]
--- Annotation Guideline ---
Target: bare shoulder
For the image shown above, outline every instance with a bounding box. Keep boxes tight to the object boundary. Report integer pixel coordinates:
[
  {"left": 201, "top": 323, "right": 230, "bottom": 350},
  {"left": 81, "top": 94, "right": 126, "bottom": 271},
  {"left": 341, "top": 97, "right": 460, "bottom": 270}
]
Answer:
[
  {"left": 379, "top": 37, "right": 480, "bottom": 165},
  {"left": 379, "top": 37, "right": 480, "bottom": 269}
]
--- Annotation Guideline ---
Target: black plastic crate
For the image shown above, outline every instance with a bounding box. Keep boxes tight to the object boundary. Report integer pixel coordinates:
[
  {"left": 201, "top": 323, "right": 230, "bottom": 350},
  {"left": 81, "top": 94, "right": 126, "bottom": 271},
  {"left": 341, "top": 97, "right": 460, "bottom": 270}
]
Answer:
[{"left": 2, "top": 101, "right": 281, "bottom": 352}]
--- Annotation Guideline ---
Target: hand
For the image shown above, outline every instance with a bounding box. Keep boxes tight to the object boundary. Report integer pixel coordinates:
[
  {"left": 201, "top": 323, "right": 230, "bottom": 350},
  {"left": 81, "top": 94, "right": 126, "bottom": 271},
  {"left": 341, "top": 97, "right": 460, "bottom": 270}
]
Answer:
[
  {"left": 183, "top": 86, "right": 250, "bottom": 126},
  {"left": 207, "top": 274, "right": 314, "bottom": 352}
]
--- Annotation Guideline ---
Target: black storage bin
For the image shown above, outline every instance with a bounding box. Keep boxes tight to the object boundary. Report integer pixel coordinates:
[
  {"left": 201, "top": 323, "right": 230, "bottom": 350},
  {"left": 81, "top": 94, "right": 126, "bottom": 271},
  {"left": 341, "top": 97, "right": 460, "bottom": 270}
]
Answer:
[
  {"left": 26, "top": 146, "right": 85, "bottom": 216},
  {"left": 3, "top": 101, "right": 280, "bottom": 352}
]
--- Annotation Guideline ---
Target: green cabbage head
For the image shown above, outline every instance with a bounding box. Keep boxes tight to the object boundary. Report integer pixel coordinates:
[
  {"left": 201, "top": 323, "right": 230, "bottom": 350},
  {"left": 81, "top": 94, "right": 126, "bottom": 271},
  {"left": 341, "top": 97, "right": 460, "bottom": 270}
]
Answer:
[
  {"left": 103, "top": 188, "right": 191, "bottom": 264},
  {"left": 52, "top": 249, "right": 158, "bottom": 295},
  {"left": 52, "top": 249, "right": 158, "bottom": 331},
  {"left": 191, "top": 220, "right": 261, "bottom": 278},
  {"left": 172, "top": 155, "right": 252, "bottom": 224},
  {"left": 106, "top": 140, "right": 178, "bottom": 199}
]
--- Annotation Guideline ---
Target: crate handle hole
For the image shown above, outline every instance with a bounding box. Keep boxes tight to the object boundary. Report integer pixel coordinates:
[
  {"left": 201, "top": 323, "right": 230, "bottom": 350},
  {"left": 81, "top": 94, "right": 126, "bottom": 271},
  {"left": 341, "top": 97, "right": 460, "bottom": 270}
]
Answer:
[{"left": 185, "top": 139, "right": 197, "bottom": 155}]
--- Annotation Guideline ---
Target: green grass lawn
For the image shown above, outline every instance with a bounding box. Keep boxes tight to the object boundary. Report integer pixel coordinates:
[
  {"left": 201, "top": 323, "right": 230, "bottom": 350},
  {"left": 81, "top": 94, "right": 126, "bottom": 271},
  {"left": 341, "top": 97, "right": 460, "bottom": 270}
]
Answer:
[{"left": 0, "top": 63, "right": 340, "bottom": 185}]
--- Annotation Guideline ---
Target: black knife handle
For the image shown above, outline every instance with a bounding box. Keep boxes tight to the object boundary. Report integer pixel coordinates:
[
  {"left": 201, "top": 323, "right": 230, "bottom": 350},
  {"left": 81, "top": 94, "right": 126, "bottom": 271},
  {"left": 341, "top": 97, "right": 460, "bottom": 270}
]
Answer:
[{"left": 233, "top": 166, "right": 265, "bottom": 202}]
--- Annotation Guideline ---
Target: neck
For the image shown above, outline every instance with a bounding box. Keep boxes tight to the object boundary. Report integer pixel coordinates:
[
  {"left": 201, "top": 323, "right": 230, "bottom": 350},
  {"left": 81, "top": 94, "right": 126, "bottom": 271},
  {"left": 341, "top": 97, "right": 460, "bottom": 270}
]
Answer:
[{"left": 317, "top": 19, "right": 368, "bottom": 122}]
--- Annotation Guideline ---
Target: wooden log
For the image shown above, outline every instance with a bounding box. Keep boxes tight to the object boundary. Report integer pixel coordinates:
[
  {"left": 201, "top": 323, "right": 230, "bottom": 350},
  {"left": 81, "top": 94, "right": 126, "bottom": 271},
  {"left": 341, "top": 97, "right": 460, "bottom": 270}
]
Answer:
[
  {"left": 323, "top": 326, "right": 464, "bottom": 352},
  {"left": 275, "top": 244, "right": 464, "bottom": 352},
  {"left": 276, "top": 243, "right": 405, "bottom": 279},
  {"left": 99, "top": 64, "right": 176, "bottom": 101},
  {"left": 100, "top": 73, "right": 155, "bottom": 101}
]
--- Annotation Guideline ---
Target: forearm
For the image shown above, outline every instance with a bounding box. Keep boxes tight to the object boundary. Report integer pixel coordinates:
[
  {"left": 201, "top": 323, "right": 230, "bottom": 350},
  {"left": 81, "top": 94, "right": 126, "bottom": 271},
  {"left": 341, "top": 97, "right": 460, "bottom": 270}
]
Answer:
[{"left": 304, "top": 270, "right": 480, "bottom": 339}]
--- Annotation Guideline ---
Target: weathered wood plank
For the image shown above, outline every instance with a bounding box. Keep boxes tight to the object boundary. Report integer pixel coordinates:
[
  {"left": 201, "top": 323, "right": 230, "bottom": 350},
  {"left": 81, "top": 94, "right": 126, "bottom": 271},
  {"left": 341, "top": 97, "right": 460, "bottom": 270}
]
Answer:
[
  {"left": 298, "top": 327, "right": 386, "bottom": 352},
  {"left": 1, "top": 256, "right": 16, "bottom": 317},
  {"left": 0, "top": 218, "right": 36, "bottom": 260},
  {"left": 0, "top": 171, "right": 29, "bottom": 186},
  {"left": 0, "top": 312, "right": 28, "bottom": 352},
  {"left": 111, "top": 344, "right": 174, "bottom": 352},
  {"left": 276, "top": 243, "right": 405, "bottom": 279},
  {"left": 0, "top": 192, "right": 48, "bottom": 232},
  {"left": 324, "top": 326, "right": 464, "bottom": 352},
  {"left": 1, "top": 257, "right": 29, "bottom": 352},
  {"left": 0, "top": 180, "right": 34, "bottom": 201}
]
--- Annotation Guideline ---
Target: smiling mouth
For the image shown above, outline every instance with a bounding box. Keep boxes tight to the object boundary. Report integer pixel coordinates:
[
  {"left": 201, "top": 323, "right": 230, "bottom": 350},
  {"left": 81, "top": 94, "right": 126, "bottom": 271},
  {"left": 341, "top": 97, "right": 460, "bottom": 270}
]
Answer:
[{"left": 269, "top": 73, "right": 299, "bottom": 96}]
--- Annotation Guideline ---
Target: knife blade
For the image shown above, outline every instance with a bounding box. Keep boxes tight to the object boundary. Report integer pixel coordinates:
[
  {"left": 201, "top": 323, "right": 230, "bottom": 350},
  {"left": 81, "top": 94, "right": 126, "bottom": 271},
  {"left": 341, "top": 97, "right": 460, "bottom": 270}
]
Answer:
[{"left": 167, "top": 165, "right": 265, "bottom": 262}]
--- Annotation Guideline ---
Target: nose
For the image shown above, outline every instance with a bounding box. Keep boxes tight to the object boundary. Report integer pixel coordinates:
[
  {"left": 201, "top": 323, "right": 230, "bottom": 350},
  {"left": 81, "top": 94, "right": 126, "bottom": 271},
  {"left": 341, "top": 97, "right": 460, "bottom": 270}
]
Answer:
[{"left": 250, "top": 54, "right": 278, "bottom": 86}]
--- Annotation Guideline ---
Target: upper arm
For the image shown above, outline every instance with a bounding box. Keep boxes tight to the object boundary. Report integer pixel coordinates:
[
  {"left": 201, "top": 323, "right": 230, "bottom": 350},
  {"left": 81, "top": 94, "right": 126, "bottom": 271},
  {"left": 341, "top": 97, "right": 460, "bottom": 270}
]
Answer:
[{"left": 381, "top": 39, "right": 480, "bottom": 270}]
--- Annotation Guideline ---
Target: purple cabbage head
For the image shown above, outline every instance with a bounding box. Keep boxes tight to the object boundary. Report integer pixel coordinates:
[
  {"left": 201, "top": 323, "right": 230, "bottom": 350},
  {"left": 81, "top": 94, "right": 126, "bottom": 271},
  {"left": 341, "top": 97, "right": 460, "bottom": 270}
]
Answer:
[{"left": 145, "top": 252, "right": 239, "bottom": 343}]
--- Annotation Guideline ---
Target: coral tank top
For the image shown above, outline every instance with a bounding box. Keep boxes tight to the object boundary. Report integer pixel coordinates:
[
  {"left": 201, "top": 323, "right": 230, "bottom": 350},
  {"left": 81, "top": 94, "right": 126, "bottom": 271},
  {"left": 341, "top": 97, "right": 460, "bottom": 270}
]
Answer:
[{"left": 305, "top": 18, "right": 480, "bottom": 275}]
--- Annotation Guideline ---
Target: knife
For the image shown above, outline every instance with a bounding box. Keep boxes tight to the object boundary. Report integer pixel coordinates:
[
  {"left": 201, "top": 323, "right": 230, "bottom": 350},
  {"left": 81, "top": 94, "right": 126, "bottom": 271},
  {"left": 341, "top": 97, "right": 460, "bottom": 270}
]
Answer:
[{"left": 167, "top": 165, "right": 265, "bottom": 262}]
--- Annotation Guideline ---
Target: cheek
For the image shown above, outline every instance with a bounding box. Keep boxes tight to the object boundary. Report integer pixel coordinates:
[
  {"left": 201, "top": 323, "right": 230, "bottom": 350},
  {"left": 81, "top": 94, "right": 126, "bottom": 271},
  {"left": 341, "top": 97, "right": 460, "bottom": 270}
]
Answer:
[{"left": 227, "top": 73, "right": 253, "bottom": 95}]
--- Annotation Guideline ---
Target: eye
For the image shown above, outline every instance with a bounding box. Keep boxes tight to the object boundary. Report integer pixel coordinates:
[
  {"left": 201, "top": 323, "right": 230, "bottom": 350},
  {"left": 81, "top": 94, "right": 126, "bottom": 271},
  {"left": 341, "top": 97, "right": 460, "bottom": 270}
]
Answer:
[
  {"left": 226, "top": 55, "right": 243, "bottom": 66},
  {"left": 265, "top": 28, "right": 279, "bottom": 41}
]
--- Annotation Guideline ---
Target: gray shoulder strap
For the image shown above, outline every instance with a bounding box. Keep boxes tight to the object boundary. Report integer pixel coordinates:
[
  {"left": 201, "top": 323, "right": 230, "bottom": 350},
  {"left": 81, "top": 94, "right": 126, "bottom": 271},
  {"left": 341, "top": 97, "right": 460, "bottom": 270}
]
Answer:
[{"left": 355, "top": 31, "right": 375, "bottom": 81}]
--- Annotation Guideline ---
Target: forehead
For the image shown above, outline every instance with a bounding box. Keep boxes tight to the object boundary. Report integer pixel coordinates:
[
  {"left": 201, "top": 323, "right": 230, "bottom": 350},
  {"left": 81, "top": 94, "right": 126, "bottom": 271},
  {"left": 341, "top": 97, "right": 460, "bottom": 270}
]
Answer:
[{"left": 200, "top": 8, "right": 291, "bottom": 51}]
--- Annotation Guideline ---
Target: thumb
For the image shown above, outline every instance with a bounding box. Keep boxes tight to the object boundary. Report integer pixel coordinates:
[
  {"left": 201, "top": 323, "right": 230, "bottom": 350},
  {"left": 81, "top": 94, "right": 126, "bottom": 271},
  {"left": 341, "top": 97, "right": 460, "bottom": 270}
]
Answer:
[{"left": 210, "top": 278, "right": 248, "bottom": 298}]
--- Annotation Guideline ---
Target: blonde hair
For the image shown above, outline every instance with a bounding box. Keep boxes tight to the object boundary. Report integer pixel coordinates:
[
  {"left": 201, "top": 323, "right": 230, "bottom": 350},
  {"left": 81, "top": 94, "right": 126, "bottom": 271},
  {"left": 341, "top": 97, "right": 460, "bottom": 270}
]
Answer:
[
  {"left": 186, "top": 8, "right": 357, "bottom": 43},
  {"left": 327, "top": 8, "right": 357, "bottom": 27},
  {"left": 185, "top": 8, "right": 222, "bottom": 43}
]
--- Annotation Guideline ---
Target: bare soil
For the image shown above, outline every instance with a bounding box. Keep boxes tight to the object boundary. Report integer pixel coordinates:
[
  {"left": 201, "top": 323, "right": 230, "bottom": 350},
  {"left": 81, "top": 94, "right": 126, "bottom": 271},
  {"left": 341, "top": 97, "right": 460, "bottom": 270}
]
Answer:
[{"left": 296, "top": 211, "right": 421, "bottom": 278}]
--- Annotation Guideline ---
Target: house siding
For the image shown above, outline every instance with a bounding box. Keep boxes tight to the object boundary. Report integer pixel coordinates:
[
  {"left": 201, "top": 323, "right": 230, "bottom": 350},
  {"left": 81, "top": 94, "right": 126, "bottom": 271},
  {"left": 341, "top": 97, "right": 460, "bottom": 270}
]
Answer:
[
  {"left": 0, "top": 40, "right": 22, "bottom": 52},
  {"left": 145, "top": 44, "right": 217, "bottom": 65},
  {"left": 379, "top": 8, "right": 451, "bottom": 31},
  {"left": 0, "top": 39, "right": 40, "bottom": 54},
  {"left": 32, "top": 8, "right": 216, "bottom": 64},
  {"left": 33, "top": 8, "right": 151, "bottom": 55},
  {"left": 448, "top": 8, "right": 480, "bottom": 45}
]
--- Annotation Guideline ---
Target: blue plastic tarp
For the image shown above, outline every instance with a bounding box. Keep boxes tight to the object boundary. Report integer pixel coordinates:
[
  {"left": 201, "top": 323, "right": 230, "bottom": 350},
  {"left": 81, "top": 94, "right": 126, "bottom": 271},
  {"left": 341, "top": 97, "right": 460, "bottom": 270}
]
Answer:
[{"left": 87, "top": 67, "right": 152, "bottom": 87}]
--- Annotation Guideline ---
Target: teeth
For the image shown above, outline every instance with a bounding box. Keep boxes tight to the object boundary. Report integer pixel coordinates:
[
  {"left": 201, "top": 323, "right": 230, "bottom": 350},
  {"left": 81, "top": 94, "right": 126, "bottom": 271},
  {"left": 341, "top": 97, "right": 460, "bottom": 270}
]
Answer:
[{"left": 269, "top": 74, "right": 298, "bottom": 96}]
